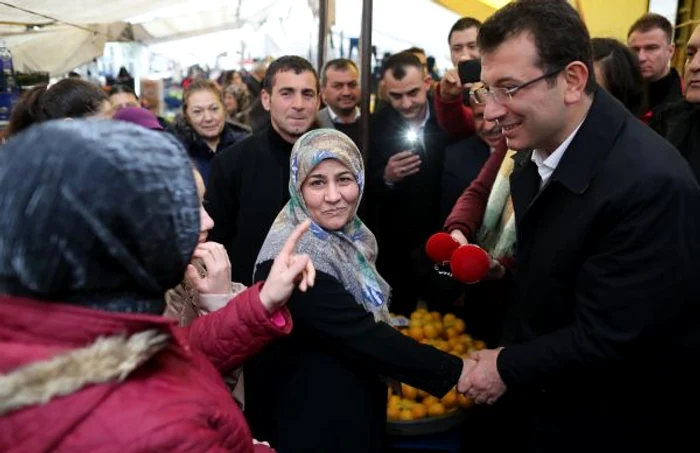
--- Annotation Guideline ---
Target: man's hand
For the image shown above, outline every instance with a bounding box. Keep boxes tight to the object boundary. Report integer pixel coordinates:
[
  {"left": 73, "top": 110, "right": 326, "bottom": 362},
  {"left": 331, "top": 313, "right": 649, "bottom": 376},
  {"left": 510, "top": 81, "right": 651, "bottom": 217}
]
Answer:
[
  {"left": 449, "top": 229, "right": 469, "bottom": 246},
  {"left": 259, "top": 220, "right": 316, "bottom": 313},
  {"left": 439, "top": 68, "right": 471, "bottom": 102},
  {"left": 486, "top": 258, "right": 506, "bottom": 281},
  {"left": 384, "top": 151, "right": 422, "bottom": 183},
  {"left": 457, "top": 347, "right": 507, "bottom": 405}
]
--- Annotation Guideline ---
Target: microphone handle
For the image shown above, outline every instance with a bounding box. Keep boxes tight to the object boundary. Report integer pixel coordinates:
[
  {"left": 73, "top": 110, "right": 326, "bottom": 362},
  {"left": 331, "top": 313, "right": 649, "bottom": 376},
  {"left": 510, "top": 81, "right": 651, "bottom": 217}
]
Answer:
[{"left": 433, "top": 263, "right": 454, "bottom": 278}]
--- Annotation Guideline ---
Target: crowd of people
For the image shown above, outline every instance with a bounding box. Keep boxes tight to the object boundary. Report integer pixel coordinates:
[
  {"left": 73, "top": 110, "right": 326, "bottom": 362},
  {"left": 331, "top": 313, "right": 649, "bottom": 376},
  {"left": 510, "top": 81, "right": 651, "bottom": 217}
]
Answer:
[{"left": 1, "top": 0, "right": 700, "bottom": 452}]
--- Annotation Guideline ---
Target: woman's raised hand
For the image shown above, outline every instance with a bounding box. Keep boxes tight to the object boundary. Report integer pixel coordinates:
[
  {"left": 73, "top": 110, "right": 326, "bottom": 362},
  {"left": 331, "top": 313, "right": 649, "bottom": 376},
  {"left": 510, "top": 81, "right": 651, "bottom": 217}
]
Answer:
[{"left": 259, "top": 220, "right": 316, "bottom": 313}]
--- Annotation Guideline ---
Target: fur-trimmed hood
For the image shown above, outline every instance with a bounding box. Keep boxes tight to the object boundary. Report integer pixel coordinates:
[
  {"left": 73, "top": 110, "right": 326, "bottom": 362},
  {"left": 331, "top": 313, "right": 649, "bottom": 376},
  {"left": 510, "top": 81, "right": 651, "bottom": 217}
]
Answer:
[{"left": 0, "top": 329, "right": 169, "bottom": 416}]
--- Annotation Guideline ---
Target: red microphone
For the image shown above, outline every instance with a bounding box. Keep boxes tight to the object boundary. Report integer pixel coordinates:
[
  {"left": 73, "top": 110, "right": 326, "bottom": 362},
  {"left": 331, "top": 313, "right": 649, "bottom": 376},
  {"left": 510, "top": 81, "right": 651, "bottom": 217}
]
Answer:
[
  {"left": 450, "top": 245, "right": 491, "bottom": 284},
  {"left": 425, "top": 232, "right": 460, "bottom": 263}
]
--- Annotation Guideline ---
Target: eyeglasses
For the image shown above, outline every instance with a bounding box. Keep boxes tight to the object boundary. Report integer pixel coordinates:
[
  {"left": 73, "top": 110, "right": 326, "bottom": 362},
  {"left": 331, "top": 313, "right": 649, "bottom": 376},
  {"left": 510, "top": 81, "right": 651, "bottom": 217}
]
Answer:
[{"left": 472, "top": 66, "right": 566, "bottom": 105}]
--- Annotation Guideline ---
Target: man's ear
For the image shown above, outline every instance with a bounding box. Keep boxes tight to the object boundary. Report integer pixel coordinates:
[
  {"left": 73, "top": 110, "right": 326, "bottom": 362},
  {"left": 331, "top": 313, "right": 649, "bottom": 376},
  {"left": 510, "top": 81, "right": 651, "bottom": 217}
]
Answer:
[
  {"left": 563, "top": 61, "right": 589, "bottom": 105},
  {"left": 261, "top": 89, "right": 271, "bottom": 112}
]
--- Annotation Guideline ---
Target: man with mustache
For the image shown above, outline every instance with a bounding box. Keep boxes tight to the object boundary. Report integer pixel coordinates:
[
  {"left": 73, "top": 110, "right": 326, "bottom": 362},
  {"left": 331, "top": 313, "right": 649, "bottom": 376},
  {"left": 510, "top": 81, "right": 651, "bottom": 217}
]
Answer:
[
  {"left": 316, "top": 59, "right": 361, "bottom": 147},
  {"left": 650, "top": 22, "right": 700, "bottom": 183},
  {"left": 440, "top": 82, "right": 503, "bottom": 221},
  {"left": 628, "top": 13, "right": 684, "bottom": 122}
]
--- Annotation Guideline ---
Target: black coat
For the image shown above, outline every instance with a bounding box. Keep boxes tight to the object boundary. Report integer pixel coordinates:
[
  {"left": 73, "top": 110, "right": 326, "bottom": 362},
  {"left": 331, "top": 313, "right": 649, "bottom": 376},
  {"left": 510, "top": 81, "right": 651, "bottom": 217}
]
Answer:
[
  {"left": 496, "top": 89, "right": 700, "bottom": 452},
  {"left": 245, "top": 262, "right": 463, "bottom": 453},
  {"left": 365, "top": 96, "right": 455, "bottom": 313},
  {"left": 649, "top": 100, "right": 700, "bottom": 183},
  {"left": 439, "top": 135, "right": 491, "bottom": 223},
  {"left": 205, "top": 126, "right": 293, "bottom": 285}
]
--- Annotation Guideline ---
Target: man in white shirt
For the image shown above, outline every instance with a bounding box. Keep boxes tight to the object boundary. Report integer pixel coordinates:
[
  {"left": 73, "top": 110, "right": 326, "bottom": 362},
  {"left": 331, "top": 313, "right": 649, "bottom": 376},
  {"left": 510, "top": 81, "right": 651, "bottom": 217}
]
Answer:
[
  {"left": 457, "top": 1, "right": 700, "bottom": 452},
  {"left": 316, "top": 59, "right": 362, "bottom": 146}
]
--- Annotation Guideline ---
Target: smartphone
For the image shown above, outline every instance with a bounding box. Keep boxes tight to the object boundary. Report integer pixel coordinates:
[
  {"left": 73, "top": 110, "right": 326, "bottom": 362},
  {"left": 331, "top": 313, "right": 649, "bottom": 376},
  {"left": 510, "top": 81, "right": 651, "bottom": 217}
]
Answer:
[{"left": 458, "top": 59, "right": 482, "bottom": 84}]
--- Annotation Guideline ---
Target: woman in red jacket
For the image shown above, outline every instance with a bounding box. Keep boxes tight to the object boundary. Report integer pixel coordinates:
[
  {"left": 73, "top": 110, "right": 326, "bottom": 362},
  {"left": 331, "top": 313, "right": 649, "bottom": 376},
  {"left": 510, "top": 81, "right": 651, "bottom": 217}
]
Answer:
[{"left": 0, "top": 120, "right": 314, "bottom": 453}]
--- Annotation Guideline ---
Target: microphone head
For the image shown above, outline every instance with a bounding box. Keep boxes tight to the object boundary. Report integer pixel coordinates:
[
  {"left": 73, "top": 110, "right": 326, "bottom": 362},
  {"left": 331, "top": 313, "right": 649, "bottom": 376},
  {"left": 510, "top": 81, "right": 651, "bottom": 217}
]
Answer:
[
  {"left": 426, "top": 232, "right": 460, "bottom": 263},
  {"left": 450, "top": 245, "right": 490, "bottom": 284}
]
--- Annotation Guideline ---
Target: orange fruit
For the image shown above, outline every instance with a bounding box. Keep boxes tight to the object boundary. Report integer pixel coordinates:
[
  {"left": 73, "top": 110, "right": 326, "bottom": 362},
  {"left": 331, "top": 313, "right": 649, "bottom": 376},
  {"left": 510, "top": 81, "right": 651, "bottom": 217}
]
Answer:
[
  {"left": 443, "top": 313, "right": 457, "bottom": 325},
  {"left": 423, "top": 323, "right": 439, "bottom": 339},
  {"left": 453, "top": 319, "right": 466, "bottom": 334},
  {"left": 445, "top": 327, "right": 459, "bottom": 339},
  {"left": 427, "top": 402, "right": 446, "bottom": 417},
  {"left": 417, "top": 388, "right": 429, "bottom": 399},
  {"left": 435, "top": 340, "right": 449, "bottom": 352},
  {"left": 430, "top": 311, "right": 442, "bottom": 321},
  {"left": 388, "top": 395, "right": 402, "bottom": 409},
  {"left": 434, "top": 322, "right": 444, "bottom": 336},
  {"left": 422, "top": 396, "right": 439, "bottom": 408},
  {"left": 441, "top": 389, "right": 458, "bottom": 409},
  {"left": 387, "top": 406, "right": 401, "bottom": 420},
  {"left": 410, "top": 311, "right": 424, "bottom": 321},
  {"left": 458, "top": 394, "right": 475, "bottom": 409},
  {"left": 473, "top": 340, "right": 487, "bottom": 350},
  {"left": 411, "top": 403, "right": 428, "bottom": 419},
  {"left": 401, "top": 383, "right": 418, "bottom": 401},
  {"left": 399, "top": 409, "right": 414, "bottom": 421},
  {"left": 409, "top": 318, "right": 424, "bottom": 328},
  {"left": 451, "top": 343, "right": 466, "bottom": 355},
  {"left": 408, "top": 326, "right": 424, "bottom": 341}
]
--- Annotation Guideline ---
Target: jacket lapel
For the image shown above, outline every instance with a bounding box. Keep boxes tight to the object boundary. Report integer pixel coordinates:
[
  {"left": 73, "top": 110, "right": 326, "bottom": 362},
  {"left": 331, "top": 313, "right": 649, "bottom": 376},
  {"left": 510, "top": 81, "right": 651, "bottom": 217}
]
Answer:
[
  {"left": 509, "top": 89, "right": 629, "bottom": 225},
  {"left": 510, "top": 150, "right": 540, "bottom": 226}
]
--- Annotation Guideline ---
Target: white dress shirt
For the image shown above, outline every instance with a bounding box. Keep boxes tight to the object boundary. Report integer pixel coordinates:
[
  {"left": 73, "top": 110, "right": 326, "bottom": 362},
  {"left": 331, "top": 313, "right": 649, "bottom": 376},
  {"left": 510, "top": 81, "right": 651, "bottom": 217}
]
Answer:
[{"left": 531, "top": 121, "right": 584, "bottom": 188}]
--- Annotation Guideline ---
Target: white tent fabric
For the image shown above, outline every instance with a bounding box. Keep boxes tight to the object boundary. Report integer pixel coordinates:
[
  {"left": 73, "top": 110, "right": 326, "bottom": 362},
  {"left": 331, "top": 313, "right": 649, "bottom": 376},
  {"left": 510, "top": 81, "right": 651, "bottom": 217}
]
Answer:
[{"left": 0, "top": 0, "right": 458, "bottom": 76}]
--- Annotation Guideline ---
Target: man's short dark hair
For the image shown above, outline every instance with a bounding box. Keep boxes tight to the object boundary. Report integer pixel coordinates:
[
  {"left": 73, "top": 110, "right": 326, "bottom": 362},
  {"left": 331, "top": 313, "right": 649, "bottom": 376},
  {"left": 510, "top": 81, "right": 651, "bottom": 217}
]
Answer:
[
  {"left": 477, "top": 0, "right": 596, "bottom": 94},
  {"left": 404, "top": 46, "right": 426, "bottom": 57},
  {"left": 628, "top": 13, "right": 674, "bottom": 42},
  {"left": 263, "top": 55, "right": 320, "bottom": 95},
  {"left": 320, "top": 58, "right": 359, "bottom": 86},
  {"left": 448, "top": 17, "right": 482, "bottom": 44},
  {"left": 110, "top": 83, "right": 138, "bottom": 99},
  {"left": 381, "top": 52, "right": 424, "bottom": 80}
]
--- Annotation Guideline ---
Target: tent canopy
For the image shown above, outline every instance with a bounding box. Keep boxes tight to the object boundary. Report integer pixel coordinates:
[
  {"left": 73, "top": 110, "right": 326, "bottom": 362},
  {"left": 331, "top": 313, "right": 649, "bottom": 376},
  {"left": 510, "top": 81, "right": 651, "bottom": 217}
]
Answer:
[{"left": 0, "top": 0, "right": 461, "bottom": 76}]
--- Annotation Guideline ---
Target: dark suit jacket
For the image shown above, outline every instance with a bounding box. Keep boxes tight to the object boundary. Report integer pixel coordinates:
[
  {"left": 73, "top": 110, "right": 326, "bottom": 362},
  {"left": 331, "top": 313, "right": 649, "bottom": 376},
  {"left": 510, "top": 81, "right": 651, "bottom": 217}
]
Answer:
[
  {"left": 497, "top": 89, "right": 700, "bottom": 452},
  {"left": 439, "top": 135, "right": 491, "bottom": 223},
  {"left": 365, "top": 95, "right": 455, "bottom": 311}
]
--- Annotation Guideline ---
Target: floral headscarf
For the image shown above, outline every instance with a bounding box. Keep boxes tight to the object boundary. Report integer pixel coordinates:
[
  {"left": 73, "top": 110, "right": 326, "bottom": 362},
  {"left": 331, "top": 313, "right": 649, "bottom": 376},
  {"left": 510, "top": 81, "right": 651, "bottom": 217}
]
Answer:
[{"left": 255, "top": 129, "right": 391, "bottom": 321}]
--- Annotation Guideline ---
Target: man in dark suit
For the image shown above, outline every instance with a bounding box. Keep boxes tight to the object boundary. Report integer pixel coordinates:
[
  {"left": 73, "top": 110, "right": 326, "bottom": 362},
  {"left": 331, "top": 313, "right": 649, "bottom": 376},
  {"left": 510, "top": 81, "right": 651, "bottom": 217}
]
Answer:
[
  {"left": 458, "top": 1, "right": 700, "bottom": 452},
  {"left": 366, "top": 52, "right": 454, "bottom": 315}
]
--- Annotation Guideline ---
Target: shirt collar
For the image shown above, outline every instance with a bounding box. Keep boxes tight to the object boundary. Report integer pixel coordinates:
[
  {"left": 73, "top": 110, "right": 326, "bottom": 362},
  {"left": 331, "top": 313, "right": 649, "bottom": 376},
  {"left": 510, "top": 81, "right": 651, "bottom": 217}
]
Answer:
[
  {"left": 531, "top": 120, "right": 584, "bottom": 179},
  {"left": 327, "top": 106, "right": 360, "bottom": 123}
]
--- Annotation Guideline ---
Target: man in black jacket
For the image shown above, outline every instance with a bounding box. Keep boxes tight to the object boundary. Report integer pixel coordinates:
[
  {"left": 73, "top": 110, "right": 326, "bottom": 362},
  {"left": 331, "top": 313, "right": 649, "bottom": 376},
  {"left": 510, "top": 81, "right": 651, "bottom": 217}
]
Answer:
[
  {"left": 205, "top": 56, "right": 320, "bottom": 285},
  {"left": 366, "top": 52, "right": 454, "bottom": 316},
  {"left": 650, "top": 23, "right": 700, "bottom": 182},
  {"left": 458, "top": 2, "right": 700, "bottom": 452}
]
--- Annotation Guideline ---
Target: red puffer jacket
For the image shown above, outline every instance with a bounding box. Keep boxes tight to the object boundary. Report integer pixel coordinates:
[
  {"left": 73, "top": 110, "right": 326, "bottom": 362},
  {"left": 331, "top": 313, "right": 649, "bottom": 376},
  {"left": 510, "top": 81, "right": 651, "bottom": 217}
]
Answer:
[{"left": 0, "top": 282, "right": 290, "bottom": 453}]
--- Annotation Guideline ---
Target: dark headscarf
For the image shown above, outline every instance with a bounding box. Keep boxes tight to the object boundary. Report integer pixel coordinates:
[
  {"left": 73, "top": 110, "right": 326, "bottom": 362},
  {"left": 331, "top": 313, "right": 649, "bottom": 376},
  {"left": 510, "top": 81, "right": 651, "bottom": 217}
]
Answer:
[{"left": 0, "top": 120, "right": 199, "bottom": 314}]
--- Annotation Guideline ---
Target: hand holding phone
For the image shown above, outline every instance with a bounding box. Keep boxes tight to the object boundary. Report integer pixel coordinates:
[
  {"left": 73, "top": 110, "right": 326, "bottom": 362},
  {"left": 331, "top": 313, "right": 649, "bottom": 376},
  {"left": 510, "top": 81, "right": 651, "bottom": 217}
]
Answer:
[{"left": 458, "top": 59, "right": 482, "bottom": 85}]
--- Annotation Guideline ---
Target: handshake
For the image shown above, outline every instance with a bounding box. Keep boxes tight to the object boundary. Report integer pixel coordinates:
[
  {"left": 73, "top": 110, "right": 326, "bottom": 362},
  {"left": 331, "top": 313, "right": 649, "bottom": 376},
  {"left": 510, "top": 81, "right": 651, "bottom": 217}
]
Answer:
[{"left": 456, "top": 347, "right": 507, "bottom": 405}]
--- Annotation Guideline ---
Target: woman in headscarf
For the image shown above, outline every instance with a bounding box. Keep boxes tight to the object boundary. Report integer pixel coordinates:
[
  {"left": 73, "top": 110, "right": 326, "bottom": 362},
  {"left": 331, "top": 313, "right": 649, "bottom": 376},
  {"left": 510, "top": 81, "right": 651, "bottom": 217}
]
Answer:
[
  {"left": 223, "top": 83, "right": 253, "bottom": 128},
  {"left": 245, "top": 129, "right": 470, "bottom": 453},
  {"left": 0, "top": 120, "right": 315, "bottom": 453}
]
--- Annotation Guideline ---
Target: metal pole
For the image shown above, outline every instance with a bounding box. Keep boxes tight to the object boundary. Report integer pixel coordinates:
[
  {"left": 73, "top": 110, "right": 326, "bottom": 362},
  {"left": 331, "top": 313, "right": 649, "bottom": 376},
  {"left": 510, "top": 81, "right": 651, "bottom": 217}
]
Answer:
[
  {"left": 317, "top": 0, "right": 328, "bottom": 72},
  {"left": 359, "top": 0, "right": 372, "bottom": 164}
]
